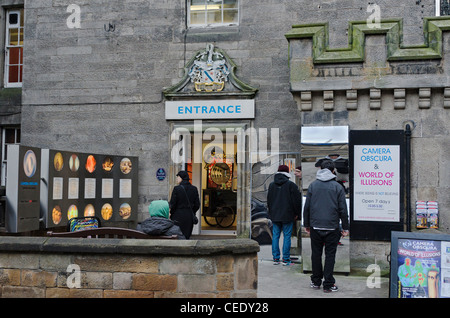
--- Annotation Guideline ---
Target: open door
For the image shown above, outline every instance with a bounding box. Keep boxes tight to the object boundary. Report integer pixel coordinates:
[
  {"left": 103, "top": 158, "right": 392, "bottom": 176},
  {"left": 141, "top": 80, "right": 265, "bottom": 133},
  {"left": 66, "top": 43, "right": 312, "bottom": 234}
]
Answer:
[{"left": 301, "top": 126, "right": 350, "bottom": 274}]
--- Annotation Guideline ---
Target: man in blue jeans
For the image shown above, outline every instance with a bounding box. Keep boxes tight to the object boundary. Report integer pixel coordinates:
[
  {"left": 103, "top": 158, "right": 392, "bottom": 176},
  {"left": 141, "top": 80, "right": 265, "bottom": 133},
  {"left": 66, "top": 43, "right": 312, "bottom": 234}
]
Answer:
[
  {"left": 303, "top": 160, "right": 349, "bottom": 292},
  {"left": 267, "top": 165, "right": 303, "bottom": 265}
]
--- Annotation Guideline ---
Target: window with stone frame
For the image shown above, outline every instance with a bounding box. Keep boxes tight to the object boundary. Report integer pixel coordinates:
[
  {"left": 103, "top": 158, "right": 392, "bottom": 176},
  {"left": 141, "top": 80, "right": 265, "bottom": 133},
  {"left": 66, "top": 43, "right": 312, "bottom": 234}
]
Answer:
[
  {"left": 4, "top": 8, "right": 24, "bottom": 88},
  {"left": 437, "top": 0, "right": 450, "bottom": 15},
  {"left": 188, "top": 0, "right": 239, "bottom": 27},
  {"left": 1, "top": 127, "right": 20, "bottom": 187}
]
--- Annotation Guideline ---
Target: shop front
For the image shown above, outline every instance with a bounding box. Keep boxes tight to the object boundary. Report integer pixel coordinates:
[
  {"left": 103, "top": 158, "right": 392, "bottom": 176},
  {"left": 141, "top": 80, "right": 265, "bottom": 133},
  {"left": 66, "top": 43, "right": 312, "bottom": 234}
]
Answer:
[{"left": 164, "top": 44, "right": 258, "bottom": 238}]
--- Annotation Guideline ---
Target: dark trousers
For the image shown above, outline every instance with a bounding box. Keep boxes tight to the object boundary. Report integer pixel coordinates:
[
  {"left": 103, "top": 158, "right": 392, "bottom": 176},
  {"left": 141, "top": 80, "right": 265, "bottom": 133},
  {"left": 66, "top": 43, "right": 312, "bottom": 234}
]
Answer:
[{"left": 310, "top": 228, "right": 340, "bottom": 289}]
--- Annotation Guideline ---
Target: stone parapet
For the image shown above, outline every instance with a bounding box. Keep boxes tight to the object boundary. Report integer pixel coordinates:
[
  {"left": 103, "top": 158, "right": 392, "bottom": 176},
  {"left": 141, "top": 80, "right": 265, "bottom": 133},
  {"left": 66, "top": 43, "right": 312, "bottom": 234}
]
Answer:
[{"left": 0, "top": 237, "right": 259, "bottom": 298}]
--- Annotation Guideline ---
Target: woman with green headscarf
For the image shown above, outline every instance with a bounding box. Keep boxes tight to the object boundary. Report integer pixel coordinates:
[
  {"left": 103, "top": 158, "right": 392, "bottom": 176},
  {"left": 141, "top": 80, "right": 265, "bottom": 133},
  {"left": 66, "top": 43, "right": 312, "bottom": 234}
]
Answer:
[
  {"left": 149, "top": 200, "right": 170, "bottom": 218},
  {"left": 136, "top": 200, "right": 185, "bottom": 239}
]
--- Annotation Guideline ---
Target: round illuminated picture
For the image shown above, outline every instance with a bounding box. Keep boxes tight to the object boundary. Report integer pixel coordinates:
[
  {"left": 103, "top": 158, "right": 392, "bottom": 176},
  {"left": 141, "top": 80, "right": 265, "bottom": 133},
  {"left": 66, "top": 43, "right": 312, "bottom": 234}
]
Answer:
[
  {"left": 53, "top": 152, "right": 64, "bottom": 172},
  {"left": 69, "top": 154, "right": 80, "bottom": 172},
  {"left": 101, "top": 203, "right": 113, "bottom": 221},
  {"left": 84, "top": 204, "right": 95, "bottom": 217},
  {"left": 52, "top": 205, "right": 62, "bottom": 225},
  {"left": 120, "top": 158, "right": 132, "bottom": 174},
  {"left": 102, "top": 157, "right": 114, "bottom": 172},
  {"left": 23, "top": 150, "right": 37, "bottom": 177},
  {"left": 119, "top": 203, "right": 131, "bottom": 220},
  {"left": 67, "top": 204, "right": 78, "bottom": 220},
  {"left": 85, "top": 155, "right": 96, "bottom": 173}
]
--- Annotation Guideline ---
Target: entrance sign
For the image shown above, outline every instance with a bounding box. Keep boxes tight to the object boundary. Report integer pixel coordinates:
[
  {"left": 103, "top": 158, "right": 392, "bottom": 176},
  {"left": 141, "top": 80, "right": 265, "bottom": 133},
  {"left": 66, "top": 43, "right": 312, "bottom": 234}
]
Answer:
[
  {"left": 353, "top": 145, "right": 400, "bottom": 222},
  {"left": 165, "top": 99, "right": 255, "bottom": 120},
  {"left": 349, "top": 130, "right": 405, "bottom": 241}
]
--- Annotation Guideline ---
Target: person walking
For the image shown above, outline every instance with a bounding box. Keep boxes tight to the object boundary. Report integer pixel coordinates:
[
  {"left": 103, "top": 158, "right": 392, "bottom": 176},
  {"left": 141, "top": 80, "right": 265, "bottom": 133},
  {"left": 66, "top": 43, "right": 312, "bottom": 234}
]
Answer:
[
  {"left": 169, "top": 170, "right": 200, "bottom": 239},
  {"left": 267, "top": 165, "right": 303, "bottom": 265},
  {"left": 303, "top": 160, "right": 349, "bottom": 293}
]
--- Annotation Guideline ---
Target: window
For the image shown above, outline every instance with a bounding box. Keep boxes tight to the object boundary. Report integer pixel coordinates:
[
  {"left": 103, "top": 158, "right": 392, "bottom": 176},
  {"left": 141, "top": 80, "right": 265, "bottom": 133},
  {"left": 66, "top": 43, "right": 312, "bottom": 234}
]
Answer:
[
  {"left": 188, "top": 0, "right": 239, "bottom": 27},
  {"left": 4, "top": 9, "right": 24, "bottom": 88},
  {"left": 1, "top": 127, "right": 21, "bottom": 186},
  {"left": 437, "top": 0, "right": 450, "bottom": 15}
]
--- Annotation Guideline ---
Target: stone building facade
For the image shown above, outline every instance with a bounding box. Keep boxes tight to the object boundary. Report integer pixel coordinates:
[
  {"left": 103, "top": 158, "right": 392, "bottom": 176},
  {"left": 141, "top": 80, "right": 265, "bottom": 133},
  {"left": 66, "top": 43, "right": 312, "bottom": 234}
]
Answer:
[{"left": 1, "top": 0, "right": 449, "bottom": 271}]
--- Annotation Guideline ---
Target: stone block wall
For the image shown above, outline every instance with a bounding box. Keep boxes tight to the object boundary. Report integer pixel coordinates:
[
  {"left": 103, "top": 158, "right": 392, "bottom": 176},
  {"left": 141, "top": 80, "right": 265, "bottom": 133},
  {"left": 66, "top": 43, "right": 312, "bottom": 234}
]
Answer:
[
  {"left": 21, "top": 0, "right": 304, "bottom": 220},
  {"left": 0, "top": 237, "right": 259, "bottom": 298}
]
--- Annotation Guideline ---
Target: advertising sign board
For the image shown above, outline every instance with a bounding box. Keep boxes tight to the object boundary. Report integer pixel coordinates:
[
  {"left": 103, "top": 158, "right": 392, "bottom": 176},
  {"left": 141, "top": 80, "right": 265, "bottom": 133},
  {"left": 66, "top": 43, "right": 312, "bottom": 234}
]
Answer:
[
  {"left": 390, "top": 231, "right": 450, "bottom": 298},
  {"left": 6, "top": 145, "right": 41, "bottom": 233},
  {"left": 349, "top": 130, "right": 405, "bottom": 240},
  {"left": 353, "top": 145, "right": 400, "bottom": 222},
  {"left": 41, "top": 149, "right": 138, "bottom": 228}
]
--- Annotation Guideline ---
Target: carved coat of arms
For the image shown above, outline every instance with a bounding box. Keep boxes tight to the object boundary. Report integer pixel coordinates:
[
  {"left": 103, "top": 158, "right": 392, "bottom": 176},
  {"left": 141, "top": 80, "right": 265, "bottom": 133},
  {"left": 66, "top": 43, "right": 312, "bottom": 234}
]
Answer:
[
  {"left": 163, "top": 43, "right": 257, "bottom": 98},
  {"left": 188, "top": 44, "right": 230, "bottom": 92}
]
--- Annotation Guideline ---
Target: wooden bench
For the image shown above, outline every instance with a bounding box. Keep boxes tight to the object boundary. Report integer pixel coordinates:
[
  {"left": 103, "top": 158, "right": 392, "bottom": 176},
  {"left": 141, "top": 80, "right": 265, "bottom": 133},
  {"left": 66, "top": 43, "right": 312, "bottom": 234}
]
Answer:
[{"left": 47, "top": 227, "right": 178, "bottom": 239}]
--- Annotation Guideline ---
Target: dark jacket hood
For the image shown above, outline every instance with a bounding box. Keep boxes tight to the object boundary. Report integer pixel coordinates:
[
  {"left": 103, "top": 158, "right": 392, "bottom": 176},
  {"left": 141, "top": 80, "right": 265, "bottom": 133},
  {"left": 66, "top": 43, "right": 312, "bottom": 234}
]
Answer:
[{"left": 274, "top": 172, "right": 291, "bottom": 185}]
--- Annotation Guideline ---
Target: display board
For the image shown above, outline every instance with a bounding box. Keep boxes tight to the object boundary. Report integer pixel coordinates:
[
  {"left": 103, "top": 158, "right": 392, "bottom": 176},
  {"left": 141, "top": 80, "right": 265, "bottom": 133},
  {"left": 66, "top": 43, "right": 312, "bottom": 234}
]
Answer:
[
  {"left": 41, "top": 149, "right": 138, "bottom": 228},
  {"left": 6, "top": 145, "right": 41, "bottom": 233},
  {"left": 390, "top": 231, "right": 450, "bottom": 298},
  {"left": 349, "top": 130, "right": 405, "bottom": 240}
]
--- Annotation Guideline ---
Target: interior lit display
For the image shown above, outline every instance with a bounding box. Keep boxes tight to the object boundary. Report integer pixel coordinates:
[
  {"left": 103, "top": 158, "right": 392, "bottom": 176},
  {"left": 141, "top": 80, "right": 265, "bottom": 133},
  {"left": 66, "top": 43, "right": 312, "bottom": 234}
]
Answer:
[
  {"left": 67, "top": 204, "right": 78, "bottom": 220},
  {"left": 23, "top": 149, "right": 37, "bottom": 177},
  {"left": 6, "top": 145, "right": 41, "bottom": 233},
  {"left": 84, "top": 204, "right": 95, "bottom": 217},
  {"left": 54, "top": 152, "right": 63, "bottom": 171},
  {"left": 85, "top": 155, "right": 96, "bottom": 173},
  {"left": 102, "top": 156, "right": 114, "bottom": 172},
  {"left": 101, "top": 203, "right": 113, "bottom": 220},
  {"left": 119, "top": 203, "right": 131, "bottom": 220},
  {"left": 52, "top": 205, "right": 62, "bottom": 225},
  {"left": 69, "top": 154, "right": 80, "bottom": 172},
  {"left": 120, "top": 157, "right": 132, "bottom": 174},
  {"left": 41, "top": 149, "right": 138, "bottom": 228}
]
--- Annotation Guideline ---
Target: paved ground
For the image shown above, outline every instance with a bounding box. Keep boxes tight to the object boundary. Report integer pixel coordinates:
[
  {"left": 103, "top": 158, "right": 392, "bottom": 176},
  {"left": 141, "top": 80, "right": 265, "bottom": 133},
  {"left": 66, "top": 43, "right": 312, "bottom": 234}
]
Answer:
[{"left": 257, "top": 237, "right": 390, "bottom": 298}]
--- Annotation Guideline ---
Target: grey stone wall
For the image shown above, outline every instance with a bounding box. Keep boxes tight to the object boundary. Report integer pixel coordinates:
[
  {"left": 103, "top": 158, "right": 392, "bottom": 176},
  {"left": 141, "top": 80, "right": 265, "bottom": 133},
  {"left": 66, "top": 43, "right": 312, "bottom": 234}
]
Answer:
[
  {"left": 20, "top": 0, "right": 449, "bottom": 267},
  {"left": 21, "top": 0, "right": 303, "bottom": 221}
]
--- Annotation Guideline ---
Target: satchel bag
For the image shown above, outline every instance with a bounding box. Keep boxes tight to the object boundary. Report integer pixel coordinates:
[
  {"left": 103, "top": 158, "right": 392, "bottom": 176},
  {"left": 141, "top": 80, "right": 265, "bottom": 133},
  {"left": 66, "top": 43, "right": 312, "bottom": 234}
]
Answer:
[{"left": 180, "top": 185, "right": 199, "bottom": 224}]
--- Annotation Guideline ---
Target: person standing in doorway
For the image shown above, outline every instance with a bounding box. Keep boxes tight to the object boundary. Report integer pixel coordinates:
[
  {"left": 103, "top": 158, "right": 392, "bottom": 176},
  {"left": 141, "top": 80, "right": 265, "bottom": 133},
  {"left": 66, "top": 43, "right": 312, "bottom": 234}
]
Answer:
[
  {"left": 267, "top": 165, "right": 303, "bottom": 265},
  {"left": 294, "top": 165, "right": 302, "bottom": 180},
  {"left": 303, "top": 160, "right": 349, "bottom": 293},
  {"left": 169, "top": 170, "right": 200, "bottom": 239}
]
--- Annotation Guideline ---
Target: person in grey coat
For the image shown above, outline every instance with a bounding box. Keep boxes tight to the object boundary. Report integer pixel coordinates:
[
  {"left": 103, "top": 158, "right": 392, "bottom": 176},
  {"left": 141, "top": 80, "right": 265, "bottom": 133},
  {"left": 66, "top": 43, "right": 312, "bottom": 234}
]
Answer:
[{"left": 303, "top": 160, "right": 349, "bottom": 293}]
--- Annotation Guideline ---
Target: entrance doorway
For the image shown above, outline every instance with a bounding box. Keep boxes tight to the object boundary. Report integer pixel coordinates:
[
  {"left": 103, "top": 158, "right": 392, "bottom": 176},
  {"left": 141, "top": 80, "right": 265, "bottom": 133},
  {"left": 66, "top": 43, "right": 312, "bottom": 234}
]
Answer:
[
  {"left": 170, "top": 121, "right": 251, "bottom": 237},
  {"left": 199, "top": 137, "right": 237, "bottom": 235}
]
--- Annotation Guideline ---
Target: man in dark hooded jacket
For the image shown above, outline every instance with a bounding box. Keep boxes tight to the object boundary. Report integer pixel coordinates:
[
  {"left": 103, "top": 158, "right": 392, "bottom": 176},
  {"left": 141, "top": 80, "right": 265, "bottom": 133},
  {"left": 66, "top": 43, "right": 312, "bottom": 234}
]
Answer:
[
  {"left": 267, "top": 165, "right": 303, "bottom": 265},
  {"left": 303, "top": 160, "right": 349, "bottom": 293}
]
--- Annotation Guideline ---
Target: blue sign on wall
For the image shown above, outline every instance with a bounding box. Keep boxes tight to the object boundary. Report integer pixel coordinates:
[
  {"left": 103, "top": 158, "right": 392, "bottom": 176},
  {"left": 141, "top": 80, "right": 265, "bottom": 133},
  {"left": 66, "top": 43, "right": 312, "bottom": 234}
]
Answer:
[{"left": 156, "top": 168, "right": 166, "bottom": 181}]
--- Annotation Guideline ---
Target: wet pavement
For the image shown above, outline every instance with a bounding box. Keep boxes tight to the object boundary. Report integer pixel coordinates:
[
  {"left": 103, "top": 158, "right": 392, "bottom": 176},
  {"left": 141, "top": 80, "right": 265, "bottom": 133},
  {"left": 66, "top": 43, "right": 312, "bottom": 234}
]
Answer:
[{"left": 257, "top": 237, "right": 390, "bottom": 298}]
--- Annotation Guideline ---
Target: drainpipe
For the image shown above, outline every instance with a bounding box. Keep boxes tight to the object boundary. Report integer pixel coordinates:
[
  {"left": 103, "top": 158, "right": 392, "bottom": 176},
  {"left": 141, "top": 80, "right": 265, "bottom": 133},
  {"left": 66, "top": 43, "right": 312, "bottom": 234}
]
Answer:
[{"left": 405, "top": 124, "right": 411, "bottom": 232}]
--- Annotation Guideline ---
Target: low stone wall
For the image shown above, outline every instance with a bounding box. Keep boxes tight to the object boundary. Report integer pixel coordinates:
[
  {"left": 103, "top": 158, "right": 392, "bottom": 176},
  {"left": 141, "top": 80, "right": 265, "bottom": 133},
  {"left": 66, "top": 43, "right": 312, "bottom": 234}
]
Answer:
[{"left": 0, "top": 237, "right": 259, "bottom": 298}]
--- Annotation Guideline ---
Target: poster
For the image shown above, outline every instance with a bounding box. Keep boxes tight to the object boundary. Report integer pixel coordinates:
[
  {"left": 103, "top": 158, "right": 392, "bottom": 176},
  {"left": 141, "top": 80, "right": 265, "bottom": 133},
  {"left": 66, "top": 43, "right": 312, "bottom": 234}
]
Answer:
[
  {"left": 396, "top": 238, "right": 442, "bottom": 298},
  {"left": 41, "top": 149, "right": 138, "bottom": 228},
  {"left": 441, "top": 242, "right": 450, "bottom": 297},
  {"left": 353, "top": 145, "right": 400, "bottom": 222},
  {"left": 6, "top": 145, "right": 41, "bottom": 233}
]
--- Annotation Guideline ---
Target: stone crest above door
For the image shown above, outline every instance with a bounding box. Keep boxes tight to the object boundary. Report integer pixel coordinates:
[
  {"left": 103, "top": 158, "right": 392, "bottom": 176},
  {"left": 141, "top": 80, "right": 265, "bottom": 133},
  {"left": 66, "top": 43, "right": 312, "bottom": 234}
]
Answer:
[{"left": 163, "top": 43, "right": 258, "bottom": 99}]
